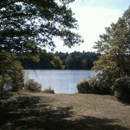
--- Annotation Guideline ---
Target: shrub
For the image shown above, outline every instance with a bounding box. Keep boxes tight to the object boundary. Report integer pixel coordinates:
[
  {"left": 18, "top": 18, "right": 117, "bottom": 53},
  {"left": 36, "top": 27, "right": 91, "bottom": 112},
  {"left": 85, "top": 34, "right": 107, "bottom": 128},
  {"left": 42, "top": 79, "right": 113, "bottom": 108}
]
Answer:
[
  {"left": 88, "top": 73, "right": 112, "bottom": 95},
  {"left": 43, "top": 86, "right": 55, "bottom": 94},
  {"left": 77, "top": 80, "right": 92, "bottom": 93},
  {"left": 87, "top": 77, "right": 102, "bottom": 94},
  {"left": 77, "top": 77, "right": 111, "bottom": 95},
  {"left": 24, "top": 79, "right": 41, "bottom": 92},
  {"left": 94, "top": 82, "right": 111, "bottom": 95},
  {"left": 112, "top": 77, "right": 130, "bottom": 102}
]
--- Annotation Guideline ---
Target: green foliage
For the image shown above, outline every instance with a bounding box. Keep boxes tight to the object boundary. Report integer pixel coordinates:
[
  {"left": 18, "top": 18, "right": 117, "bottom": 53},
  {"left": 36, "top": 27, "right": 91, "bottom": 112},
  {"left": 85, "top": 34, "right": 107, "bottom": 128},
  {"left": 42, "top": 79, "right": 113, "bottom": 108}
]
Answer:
[
  {"left": 0, "top": 0, "right": 83, "bottom": 95},
  {"left": 89, "top": 80, "right": 111, "bottom": 95},
  {"left": 93, "top": 6, "right": 130, "bottom": 80},
  {"left": 11, "top": 62, "right": 24, "bottom": 92},
  {"left": 51, "top": 56, "right": 65, "bottom": 69},
  {"left": 64, "top": 51, "right": 100, "bottom": 69},
  {"left": 0, "top": 76, "right": 11, "bottom": 91},
  {"left": 24, "top": 79, "right": 42, "bottom": 92},
  {"left": 21, "top": 51, "right": 100, "bottom": 69},
  {"left": 43, "top": 86, "right": 55, "bottom": 94},
  {"left": 0, "top": 59, "right": 24, "bottom": 92},
  {"left": 77, "top": 80, "right": 92, "bottom": 93},
  {"left": 92, "top": 6, "right": 130, "bottom": 101},
  {"left": 112, "top": 77, "right": 130, "bottom": 102},
  {"left": 0, "top": 0, "right": 83, "bottom": 57},
  {"left": 77, "top": 73, "right": 112, "bottom": 95}
]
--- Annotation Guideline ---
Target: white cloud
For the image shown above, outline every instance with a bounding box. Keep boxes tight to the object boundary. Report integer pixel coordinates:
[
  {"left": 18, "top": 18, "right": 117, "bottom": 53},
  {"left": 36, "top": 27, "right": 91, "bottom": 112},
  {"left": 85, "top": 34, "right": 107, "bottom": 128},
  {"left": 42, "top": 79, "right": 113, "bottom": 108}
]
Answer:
[
  {"left": 54, "top": 1, "right": 129, "bottom": 53},
  {"left": 72, "top": 6, "right": 121, "bottom": 49}
]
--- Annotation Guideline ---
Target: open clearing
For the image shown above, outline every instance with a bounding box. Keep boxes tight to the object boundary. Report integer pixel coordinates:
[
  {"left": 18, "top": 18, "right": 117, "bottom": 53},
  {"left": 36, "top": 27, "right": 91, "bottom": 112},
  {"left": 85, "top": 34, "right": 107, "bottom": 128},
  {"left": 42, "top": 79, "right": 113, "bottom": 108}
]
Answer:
[{"left": 0, "top": 92, "right": 130, "bottom": 130}]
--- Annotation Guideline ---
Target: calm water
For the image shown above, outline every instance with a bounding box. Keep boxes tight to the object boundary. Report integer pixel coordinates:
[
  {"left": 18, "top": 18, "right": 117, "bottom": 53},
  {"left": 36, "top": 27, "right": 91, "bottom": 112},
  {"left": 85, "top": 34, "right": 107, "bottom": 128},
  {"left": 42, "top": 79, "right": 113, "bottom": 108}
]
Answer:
[{"left": 24, "top": 70, "right": 97, "bottom": 94}]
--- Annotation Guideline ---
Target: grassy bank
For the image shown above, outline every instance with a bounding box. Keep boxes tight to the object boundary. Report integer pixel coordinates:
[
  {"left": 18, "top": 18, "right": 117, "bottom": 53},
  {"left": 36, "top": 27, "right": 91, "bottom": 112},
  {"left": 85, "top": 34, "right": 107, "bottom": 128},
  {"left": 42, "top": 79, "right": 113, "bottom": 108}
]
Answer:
[{"left": 0, "top": 92, "right": 130, "bottom": 130}]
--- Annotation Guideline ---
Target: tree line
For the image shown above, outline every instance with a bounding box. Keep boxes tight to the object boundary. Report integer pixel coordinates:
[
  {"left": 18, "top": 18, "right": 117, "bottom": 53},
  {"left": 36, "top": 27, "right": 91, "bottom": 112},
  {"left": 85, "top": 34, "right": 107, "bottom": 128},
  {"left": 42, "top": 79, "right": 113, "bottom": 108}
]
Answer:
[{"left": 20, "top": 51, "right": 100, "bottom": 70}]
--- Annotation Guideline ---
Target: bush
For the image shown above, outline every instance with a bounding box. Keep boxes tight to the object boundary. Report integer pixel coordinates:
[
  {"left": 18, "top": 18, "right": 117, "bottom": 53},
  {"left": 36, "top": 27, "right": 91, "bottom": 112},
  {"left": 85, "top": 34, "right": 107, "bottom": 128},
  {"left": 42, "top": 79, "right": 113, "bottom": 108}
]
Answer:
[
  {"left": 77, "top": 74, "right": 112, "bottom": 95},
  {"left": 43, "top": 86, "right": 55, "bottom": 94},
  {"left": 112, "top": 77, "right": 130, "bottom": 102},
  {"left": 24, "top": 79, "right": 41, "bottom": 92},
  {"left": 87, "top": 72, "right": 112, "bottom": 95},
  {"left": 89, "top": 78, "right": 111, "bottom": 95},
  {"left": 77, "top": 80, "right": 92, "bottom": 93}
]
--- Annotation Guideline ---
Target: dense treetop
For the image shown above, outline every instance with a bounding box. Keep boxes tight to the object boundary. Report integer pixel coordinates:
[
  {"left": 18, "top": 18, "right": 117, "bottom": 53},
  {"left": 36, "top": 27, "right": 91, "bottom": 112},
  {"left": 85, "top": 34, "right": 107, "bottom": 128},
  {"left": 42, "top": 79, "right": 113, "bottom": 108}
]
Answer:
[
  {"left": 0, "top": 0, "right": 83, "bottom": 56},
  {"left": 21, "top": 51, "right": 100, "bottom": 70}
]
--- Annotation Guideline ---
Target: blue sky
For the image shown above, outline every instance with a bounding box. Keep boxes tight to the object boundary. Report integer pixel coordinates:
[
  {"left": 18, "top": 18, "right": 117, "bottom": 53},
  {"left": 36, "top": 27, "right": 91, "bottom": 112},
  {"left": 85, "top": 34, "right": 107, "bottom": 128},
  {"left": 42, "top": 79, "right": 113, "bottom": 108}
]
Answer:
[
  {"left": 73, "top": 0, "right": 129, "bottom": 9},
  {"left": 54, "top": 0, "right": 130, "bottom": 53}
]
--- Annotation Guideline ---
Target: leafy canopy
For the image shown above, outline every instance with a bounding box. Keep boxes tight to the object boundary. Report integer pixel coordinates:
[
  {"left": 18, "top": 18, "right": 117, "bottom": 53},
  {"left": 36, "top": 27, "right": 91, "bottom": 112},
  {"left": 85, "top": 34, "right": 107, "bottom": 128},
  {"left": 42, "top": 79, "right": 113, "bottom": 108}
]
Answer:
[
  {"left": 0, "top": 0, "right": 83, "bottom": 56},
  {"left": 0, "top": 0, "right": 83, "bottom": 91},
  {"left": 93, "top": 6, "right": 130, "bottom": 80}
]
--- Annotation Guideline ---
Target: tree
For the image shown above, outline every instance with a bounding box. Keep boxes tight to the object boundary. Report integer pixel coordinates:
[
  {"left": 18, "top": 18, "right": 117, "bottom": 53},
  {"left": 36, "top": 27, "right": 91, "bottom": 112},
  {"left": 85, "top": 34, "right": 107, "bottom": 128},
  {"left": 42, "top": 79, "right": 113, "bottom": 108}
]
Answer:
[
  {"left": 0, "top": 0, "right": 83, "bottom": 56},
  {"left": 51, "top": 56, "right": 65, "bottom": 69},
  {"left": 0, "top": 0, "right": 83, "bottom": 91},
  {"left": 93, "top": 6, "right": 130, "bottom": 81},
  {"left": 65, "top": 54, "right": 75, "bottom": 69},
  {"left": 90, "top": 7, "right": 130, "bottom": 100}
]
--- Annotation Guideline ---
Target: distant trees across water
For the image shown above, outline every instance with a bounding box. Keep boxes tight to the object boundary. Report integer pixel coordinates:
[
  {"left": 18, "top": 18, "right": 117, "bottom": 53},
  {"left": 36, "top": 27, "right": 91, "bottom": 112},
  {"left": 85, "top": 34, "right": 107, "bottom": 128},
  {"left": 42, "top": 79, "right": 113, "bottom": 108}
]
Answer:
[{"left": 20, "top": 51, "right": 100, "bottom": 70}]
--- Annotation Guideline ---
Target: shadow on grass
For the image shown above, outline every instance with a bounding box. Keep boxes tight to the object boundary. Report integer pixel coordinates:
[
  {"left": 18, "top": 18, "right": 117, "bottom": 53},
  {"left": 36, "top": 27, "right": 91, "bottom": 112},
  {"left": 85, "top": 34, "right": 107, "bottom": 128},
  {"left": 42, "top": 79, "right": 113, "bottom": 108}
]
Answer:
[{"left": 0, "top": 95, "right": 129, "bottom": 130}]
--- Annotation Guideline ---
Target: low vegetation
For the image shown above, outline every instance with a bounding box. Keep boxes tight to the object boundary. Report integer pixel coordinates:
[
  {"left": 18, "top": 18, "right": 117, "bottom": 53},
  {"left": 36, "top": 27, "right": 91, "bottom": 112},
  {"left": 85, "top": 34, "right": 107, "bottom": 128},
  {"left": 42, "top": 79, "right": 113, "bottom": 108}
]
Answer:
[
  {"left": 77, "top": 74, "right": 111, "bottom": 95},
  {"left": 24, "top": 79, "right": 42, "bottom": 92},
  {"left": 77, "top": 74, "right": 130, "bottom": 102},
  {"left": 42, "top": 86, "right": 55, "bottom": 94},
  {"left": 112, "top": 77, "right": 130, "bottom": 101},
  {"left": 77, "top": 80, "right": 92, "bottom": 94}
]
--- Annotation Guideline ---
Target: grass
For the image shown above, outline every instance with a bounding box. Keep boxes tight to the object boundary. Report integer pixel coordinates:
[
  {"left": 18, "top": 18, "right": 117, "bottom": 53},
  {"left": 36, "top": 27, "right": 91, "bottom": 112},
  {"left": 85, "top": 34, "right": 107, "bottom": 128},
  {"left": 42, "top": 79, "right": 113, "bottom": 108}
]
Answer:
[{"left": 0, "top": 92, "right": 130, "bottom": 130}]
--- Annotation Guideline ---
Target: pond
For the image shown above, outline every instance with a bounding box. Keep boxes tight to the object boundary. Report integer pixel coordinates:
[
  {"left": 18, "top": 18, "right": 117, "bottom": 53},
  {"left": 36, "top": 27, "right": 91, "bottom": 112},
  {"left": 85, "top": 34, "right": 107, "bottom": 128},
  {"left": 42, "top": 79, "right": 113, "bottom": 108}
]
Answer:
[{"left": 24, "top": 70, "right": 97, "bottom": 94}]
